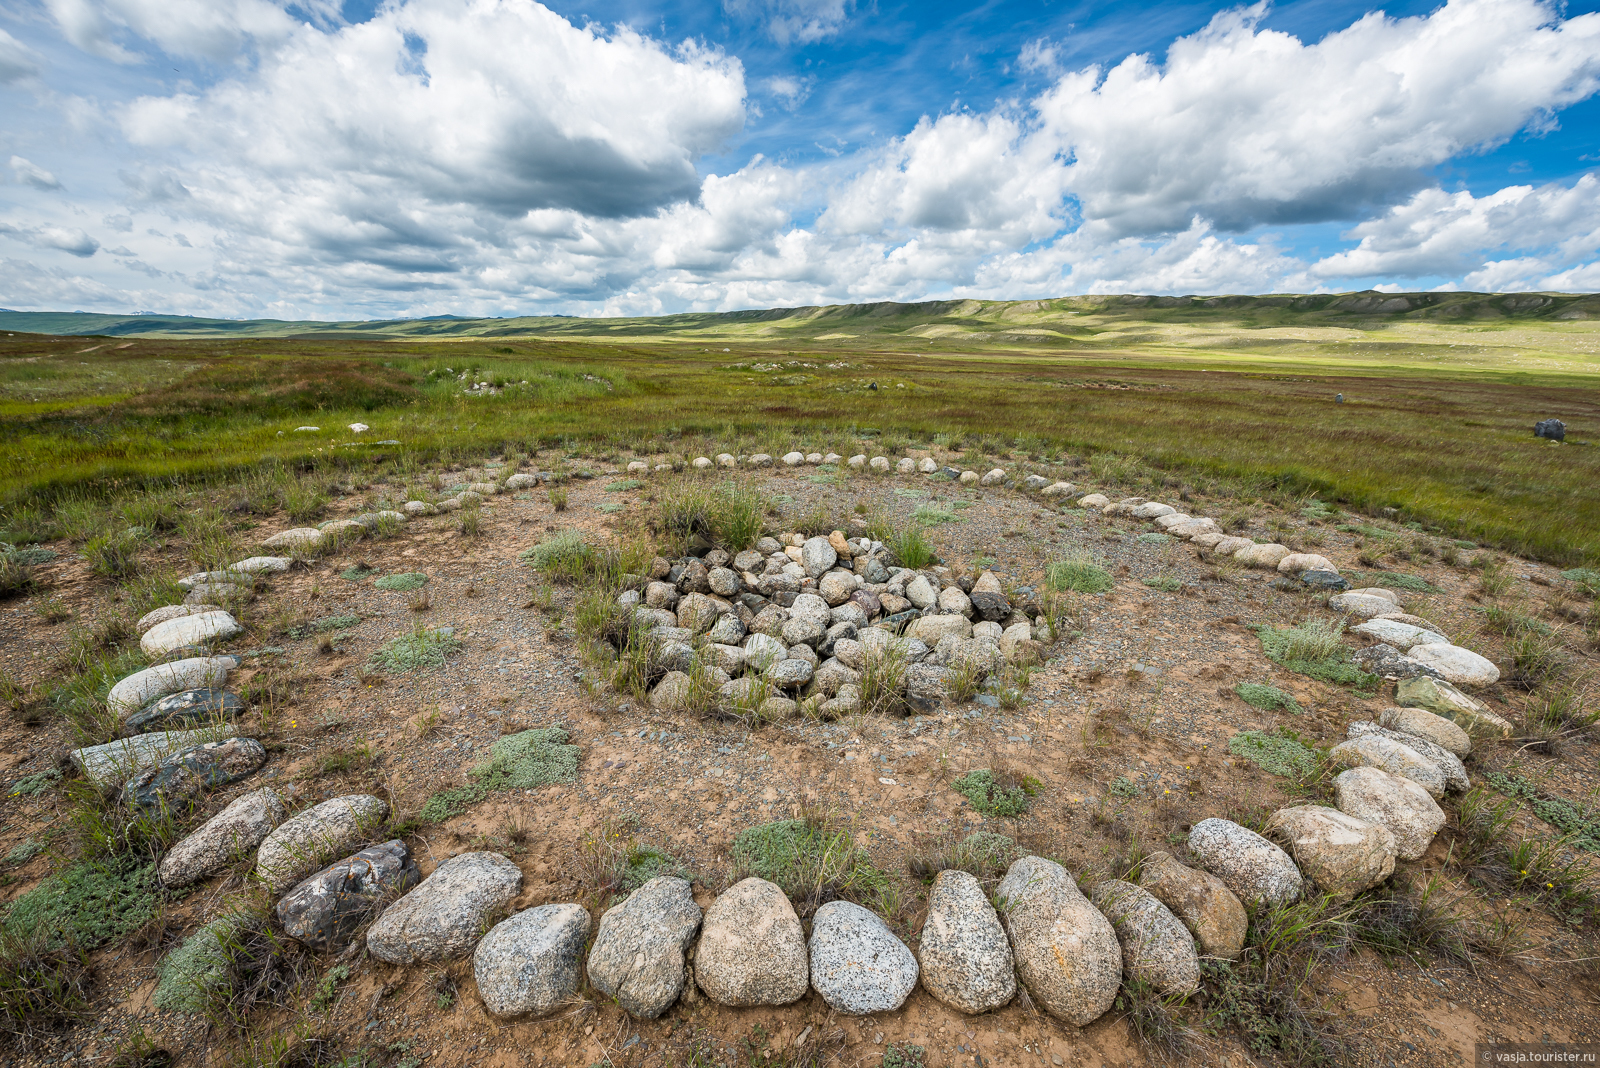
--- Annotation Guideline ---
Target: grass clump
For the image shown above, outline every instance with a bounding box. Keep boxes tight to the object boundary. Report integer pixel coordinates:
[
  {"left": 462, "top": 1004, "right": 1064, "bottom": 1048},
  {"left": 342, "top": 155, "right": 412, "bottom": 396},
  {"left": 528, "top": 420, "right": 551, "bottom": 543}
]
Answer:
[
  {"left": 655, "top": 480, "right": 768, "bottom": 552},
  {"left": 0, "top": 928, "right": 92, "bottom": 1046},
  {"left": 1256, "top": 621, "right": 1377, "bottom": 689},
  {"left": 730, "top": 816, "right": 890, "bottom": 916},
  {"left": 419, "top": 727, "right": 580, "bottom": 822},
  {"left": 1346, "top": 570, "right": 1436, "bottom": 593},
  {"left": 618, "top": 846, "right": 691, "bottom": 891},
  {"left": 0, "top": 555, "right": 39, "bottom": 599},
  {"left": 1235, "top": 682, "right": 1302, "bottom": 714},
  {"left": 369, "top": 627, "right": 462, "bottom": 673},
  {"left": 1047, "top": 553, "right": 1115, "bottom": 594},
  {"left": 869, "top": 518, "right": 934, "bottom": 570},
  {"left": 952, "top": 768, "right": 1039, "bottom": 818},
  {"left": 373, "top": 572, "right": 428, "bottom": 592},
  {"left": 0, "top": 857, "right": 159, "bottom": 952},
  {"left": 910, "top": 830, "right": 1020, "bottom": 882},
  {"left": 288, "top": 613, "right": 360, "bottom": 639},
  {"left": 1228, "top": 730, "right": 1320, "bottom": 779},
  {"left": 605, "top": 479, "right": 644, "bottom": 492}
]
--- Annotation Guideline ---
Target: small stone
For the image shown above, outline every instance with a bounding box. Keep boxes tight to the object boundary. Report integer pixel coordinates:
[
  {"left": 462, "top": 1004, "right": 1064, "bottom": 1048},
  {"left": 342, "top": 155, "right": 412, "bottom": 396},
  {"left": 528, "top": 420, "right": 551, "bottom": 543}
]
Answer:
[
  {"left": 917, "top": 869, "right": 1015, "bottom": 1014},
  {"left": 897, "top": 457, "right": 917, "bottom": 473},
  {"left": 1187, "top": 818, "right": 1303, "bottom": 907},
  {"left": 367, "top": 852, "right": 523, "bottom": 964},
  {"left": 279, "top": 840, "right": 420, "bottom": 950},
  {"left": 918, "top": 457, "right": 938, "bottom": 474},
  {"left": 818, "top": 571, "right": 856, "bottom": 606},
  {"left": 765, "top": 658, "right": 815, "bottom": 689},
  {"left": 870, "top": 456, "right": 891, "bottom": 472},
  {"left": 904, "top": 574, "right": 937, "bottom": 608},
  {"left": 1131, "top": 502, "right": 1176, "bottom": 518},
  {"left": 1352, "top": 642, "right": 1444, "bottom": 681},
  {"left": 848, "top": 455, "right": 867, "bottom": 468},
  {"left": 801, "top": 537, "right": 838, "bottom": 577},
  {"left": 1078, "top": 493, "right": 1109, "bottom": 508},
  {"left": 938, "top": 586, "right": 973, "bottom": 616},
  {"left": 475, "top": 904, "right": 592, "bottom": 1018},
  {"left": 137, "top": 604, "right": 223, "bottom": 633},
  {"left": 905, "top": 613, "right": 972, "bottom": 645},
  {"left": 996, "top": 856, "right": 1120, "bottom": 1026},
  {"left": 692, "top": 457, "right": 713, "bottom": 470},
  {"left": 959, "top": 470, "right": 980, "bottom": 484},
  {"left": 257, "top": 794, "right": 389, "bottom": 892},
  {"left": 695, "top": 878, "right": 808, "bottom": 1007},
  {"left": 968, "top": 571, "right": 1010, "bottom": 622},
  {"left": 122, "top": 736, "right": 266, "bottom": 812},
  {"left": 1040, "top": 481, "right": 1075, "bottom": 498},
  {"left": 708, "top": 567, "right": 741, "bottom": 597},
  {"left": 261, "top": 527, "right": 324, "bottom": 551},
  {"left": 905, "top": 663, "right": 953, "bottom": 711},
  {"left": 808, "top": 901, "right": 918, "bottom": 1015},
  {"left": 717, "top": 453, "right": 737, "bottom": 467},
  {"left": 1405, "top": 643, "right": 1500, "bottom": 686},
  {"left": 1136, "top": 852, "right": 1245, "bottom": 960},
  {"left": 160, "top": 787, "right": 285, "bottom": 888},
  {"left": 650, "top": 671, "right": 692, "bottom": 711},
  {"left": 588, "top": 876, "right": 702, "bottom": 1019},
  {"left": 1334, "top": 766, "right": 1445, "bottom": 860},
  {"left": 1090, "top": 880, "right": 1200, "bottom": 996},
  {"left": 782, "top": 451, "right": 804, "bottom": 466},
  {"left": 1264, "top": 806, "right": 1396, "bottom": 899}
]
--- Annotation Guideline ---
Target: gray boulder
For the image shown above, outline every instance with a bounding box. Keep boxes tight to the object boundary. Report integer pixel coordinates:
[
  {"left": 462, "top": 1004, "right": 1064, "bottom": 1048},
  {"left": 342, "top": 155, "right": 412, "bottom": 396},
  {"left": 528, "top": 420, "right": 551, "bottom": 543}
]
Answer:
[
  {"left": 367, "top": 851, "right": 524, "bottom": 964},
  {"left": 122, "top": 737, "right": 266, "bottom": 813},
  {"left": 995, "top": 856, "right": 1120, "bottom": 1026},
  {"left": 801, "top": 536, "right": 838, "bottom": 577},
  {"left": 1347, "top": 722, "right": 1469, "bottom": 792},
  {"left": 1090, "top": 880, "right": 1200, "bottom": 995},
  {"left": 1334, "top": 767, "right": 1445, "bottom": 860},
  {"left": 257, "top": 794, "right": 389, "bottom": 892},
  {"left": 969, "top": 571, "right": 1011, "bottom": 622},
  {"left": 809, "top": 900, "right": 918, "bottom": 1014},
  {"left": 694, "top": 878, "right": 808, "bottom": 1007},
  {"left": 1378, "top": 706, "right": 1471, "bottom": 758},
  {"left": 127, "top": 688, "right": 244, "bottom": 733},
  {"left": 159, "top": 787, "right": 285, "bottom": 888},
  {"left": 1136, "top": 851, "right": 1245, "bottom": 960},
  {"left": 1264, "top": 806, "right": 1396, "bottom": 899},
  {"left": 1352, "top": 643, "right": 1444, "bottom": 681},
  {"left": 475, "top": 903, "right": 592, "bottom": 1018},
  {"left": 587, "top": 876, "right": 702, "bottom": 1019},
  {"left": 71, "top": 725, "right": 238, "bottom": 791},
  {"left": 1534, "top": 417, "right": 1565, "bottom": 441},
  {"left": 278, "top": 840, "right": 420, "bottom": 950},
  {"left": 917, "top": 869, "right": 1015, "bottom": 1014},
  {"left": 1187, "top": 818, "right": 1303, "bottom": 907},
  {"left": 1328, "top": 734, "right": 1447, "bottom": 799}
]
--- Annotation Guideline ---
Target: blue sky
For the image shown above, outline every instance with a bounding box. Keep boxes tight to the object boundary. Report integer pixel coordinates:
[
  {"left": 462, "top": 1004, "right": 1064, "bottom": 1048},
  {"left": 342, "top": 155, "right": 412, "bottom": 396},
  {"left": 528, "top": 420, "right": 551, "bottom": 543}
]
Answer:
[{"left": 1, "top": 0, "right": 1598, "bottom": 318}]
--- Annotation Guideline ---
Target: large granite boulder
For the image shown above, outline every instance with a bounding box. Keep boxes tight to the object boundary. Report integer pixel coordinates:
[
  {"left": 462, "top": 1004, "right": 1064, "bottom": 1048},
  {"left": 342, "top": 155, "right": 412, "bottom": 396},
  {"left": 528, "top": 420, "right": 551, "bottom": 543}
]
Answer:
[
  {"left": 587, "top": 877, "right": 702, "bottom": 1019},
  {"left": 277, "top": 840, "right": 420, "bottom": 950},
  {"left": 1405, "top": 643, "right": 1500, "bottom": 687},
  {"left": 917, "top": 869, "right": 1015, "bottom": 1014},
  {"left": 808, "top": 900, "right": 918, "bottom": 1015},
  {"left": 1328, "top": 734, "right": 1447, "bottom": 799},
  {"left": 257, "top": 794, "right": 389, "bottom": 892},
  {"left": 1333, "top": 767, "right": 1445, "bottom": 860},
  {"left": 694, "top": 878, "right": 808, "bottom": 1007},
  {"left": 1187, "top": 818, "right": 1304, "bottom": 907},
  {"left": 1090, "top": 880, "right": 1200, "bottom": 996},
  {"left": 107, "top": 656, "right": 236, "bottom": 717},
  {"left": 159, "top": 787, "right": 285, "bottom": 888},
  {"left": 367, "top": 851, "right": 523, "bottom": 964},
  {"left": 1347, "top": 722, "right": 1469, "bottom": 792},
  {"left": 1395, "top": 677, "right": 1513, "bottom": 737},
  {"left": 1136, "top": 851, "right": 1245, "bottom": 959},
  {"left": 1378, "top": 706, "right": 1471, "bottom": 758},
  {"left": 995, "top": 856, "right": 1120, "bottom": 1026},
  {"left": 1263, "top": 806, "right": 1396, "bottom": 899},
  {"left": 475, "top": 904, "right": 592, "bottom": 1018}
]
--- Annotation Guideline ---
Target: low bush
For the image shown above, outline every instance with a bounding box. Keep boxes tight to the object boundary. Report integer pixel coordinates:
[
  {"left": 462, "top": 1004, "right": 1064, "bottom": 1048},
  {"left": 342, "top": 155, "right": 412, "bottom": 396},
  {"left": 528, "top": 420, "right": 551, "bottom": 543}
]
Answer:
[
  {"left": 368, "top": 627, "right": 462, "bottom": 673},
  {"left": 1228, "top": 730, "right": 1320, "bottom": 779},
  {"left": 1235, "top": 683, "right": 1302, "bottom": 714}
]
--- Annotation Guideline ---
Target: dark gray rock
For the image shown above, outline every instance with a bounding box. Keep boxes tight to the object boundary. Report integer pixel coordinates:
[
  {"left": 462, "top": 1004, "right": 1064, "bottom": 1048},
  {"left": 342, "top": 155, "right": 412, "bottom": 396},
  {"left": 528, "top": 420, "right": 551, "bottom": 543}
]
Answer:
[
  {"left": 121, "top": 737, "right": 266, "bottom": 813},
  {"left": 277, "top": 840, "right": 420, "bottom": 950},
  {"left": 1298, "top": 570, "right": 1351, "bottom": 592},
  {"left": 1534, "top": 418, "right": 1566, "bottom": 441},
  {"left": 1352, "top": 643, "right": 1445, "bottom": 681},
  {"left": 127, "top": 689, "right": 245, "bottom": 733}
]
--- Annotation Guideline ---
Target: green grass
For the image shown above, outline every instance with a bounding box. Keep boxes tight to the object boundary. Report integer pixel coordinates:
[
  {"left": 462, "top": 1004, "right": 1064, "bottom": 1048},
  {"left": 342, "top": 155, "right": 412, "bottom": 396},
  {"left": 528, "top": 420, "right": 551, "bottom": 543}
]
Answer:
[
  {"left": 419, "top": 727, "right": 580, "bottom": 822},
  {"left": 1047, "top": 554, "right": 1116, "bottom": 593},
  {"left": 368, "top": 627, "right": 462, "bottom": 673},
  {"left": 618, "top": 846, "right": 691, "bottom": 891},
  {"left": 0, "top": 857, "right": 159, "bottom": 952},
  {"left": 1256, "top": 621, "right": 1378, "bottom": 689},
  {"left": 729, "top": 817, "right": 890, "bottom": 916},
  {"left": 951, "top": 769, "right": 1039, "bottom": 817},
  {"left": 606, "top": 479, "right": 644, "bottom": 492},
  {"left": 1345, "top": 570, "right": 1437, "bottom": 592},
  {"left": 1235, "top": 683, "right": 1302, "bottom": 714},
  {"left": 372, "top": 572, "right": 428, "bottom": 592},
  {"left": 1485, "top": 772, "right": 1600, "bottom": 852},
  {"left": 1228, "top": 730, "right": 1321, "bottom": 779},
  {"left": 287, "top": 613, "right": 360, "bottom": 639}
]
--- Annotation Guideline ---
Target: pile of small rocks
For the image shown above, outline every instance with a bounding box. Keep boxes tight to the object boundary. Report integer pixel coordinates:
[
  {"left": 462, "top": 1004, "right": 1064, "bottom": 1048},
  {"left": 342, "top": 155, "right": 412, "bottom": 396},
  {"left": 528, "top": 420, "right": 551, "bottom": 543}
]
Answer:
[{"left": 604, "top": 531, "right": 1055, "bottom": 718}]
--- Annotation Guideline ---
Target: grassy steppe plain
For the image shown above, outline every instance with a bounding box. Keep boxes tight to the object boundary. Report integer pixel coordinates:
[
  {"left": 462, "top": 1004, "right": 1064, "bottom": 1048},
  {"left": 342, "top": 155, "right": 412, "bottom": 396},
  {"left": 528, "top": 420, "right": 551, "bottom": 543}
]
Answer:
[{"left": 2, "top": 291, "right": 1598, "bottom": 563}]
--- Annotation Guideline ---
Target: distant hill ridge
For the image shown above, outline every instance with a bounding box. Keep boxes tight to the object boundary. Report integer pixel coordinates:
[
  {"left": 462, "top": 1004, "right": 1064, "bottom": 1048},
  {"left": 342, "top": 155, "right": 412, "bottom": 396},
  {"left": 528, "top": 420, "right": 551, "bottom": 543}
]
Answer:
[{"left": 2, "top": 289, "right": 1596, "bottom": 340}]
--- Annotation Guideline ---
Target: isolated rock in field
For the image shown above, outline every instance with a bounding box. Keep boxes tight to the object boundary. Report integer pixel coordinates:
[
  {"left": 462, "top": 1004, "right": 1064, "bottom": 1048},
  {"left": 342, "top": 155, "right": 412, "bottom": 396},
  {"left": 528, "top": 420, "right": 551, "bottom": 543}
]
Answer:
[
  {"left": 475, "top": 903, "right": 592, "bottom": 1018},
  {"left": 261, "top": 527, "right": 324, "bottom": 551},
  {"left": 1328, "top": 734, "right": 1447, "bottom": 798},
  {"left": 1405, "top": 643, "right": 1500, "bottom": 686},
  {"left": 1352, "top": 643, "right": 1444, "bottom": 681},
  {"left": 1131, "top": 502, "right": 1176, "bottom": 519},
  {"left": 1277, "top": 553, "right": 1337, "bottom": 574},
  {"left": 257, "top": 794, "right": 389, "bottom": 892},
  {"left": 368, "top": 851, "right": 523, "bottom": 964},
  {"left": 995, "top": 856, "right": 1120, "bottom": 1026},
  {"left": 1334, "top": 767, "right": 1445, "bottom": 859},
  {"left": 504, "top": 473, "right": 539, "bottom": 490},
  {"left": 1352, "top": 618, "right": 1449, "bottom": 651},
  {"left": 1091, "top": 880, "right": 1200, "bottom": 996},
  {"left": 109, "top": 656, "right": 237, "bottom": 716},
  {"left": 1534, "top": 417, "right": 1566, "bottom": 441},
  {"left": 979, "top": 468, "right": 1006, "bottom": 486},
  {"left": 1233, "top": 543, "right": 1291, "bottom": 569},
  {"left": 694, "top": 878, "right": 808, "bottom": 1007},
  {"left": 906, "top": 613, "right": 973, "bottom": 644},
  {"left": 1329, "top": 592, "right": 1403, "bottom": 618},
  {"left": 123, "top": 737, "right": 266, "bottom": 812},
  {"left": 1378, "top": 707, "right": 1472, "bottom": 757},
  {"left": 71, "top": 726, "right": 238, "bottom": 791},
  {"left": 137, "top": 604, "right": 223, "bottom": 634},
  {"left": 160, "top": 787, "right": 286, "bottom": 888},
  {"left": 808, "top": 900, "right": 918, "bottom": 1015},
  {"left": 1078, "top": 493, "right": 1110, "bottom": 508},
  {"left": 649, "top": 671, "right": 692, "bottom": 711},
  {"left": 141, "top": 611, "right": 243, "bottom": 658},
  {"left": 1209, "top": 535, "right": 1253, "bottom": 556},
  {"left": 127, "top": 688, "right": 244, "bottom": 733},
  {"left": 1395, "top": 677, "right": 1512, "bottom": 736},
  {"left": 1264, "top": 806, "right": 1396, "bottom": 899},
  {"left": 1347, "top": 722, "right": 1469, "bottom": 792},
  {"left": 1136, "top": 852, "right": 1246, "bottom": 960},
  {"left": 917, "top": 869, "right": 1015, "bottom": 1014},
  {"left": 279, "top": 840, "right": 420, "bottom": 950},
  {"left": 1187, "top": 818, "right": 1304, "bottom": 907},
  {"left": 969, "top": 571, "right": 1011, "bottom": 622},
  {"left": 588, "top": 876, "right": 702, "bottom": 1019}
]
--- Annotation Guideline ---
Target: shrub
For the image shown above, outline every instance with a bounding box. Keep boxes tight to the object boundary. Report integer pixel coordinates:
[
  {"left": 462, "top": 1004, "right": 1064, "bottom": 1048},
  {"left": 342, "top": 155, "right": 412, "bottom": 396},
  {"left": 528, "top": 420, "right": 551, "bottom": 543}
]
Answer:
[
  {"left": 1047, "top": 553, "right": 1115, "bottom": 594},
  {"left": 83, "top": 529, "right": 143, "bottom": 579},
  {"left": 1235, "top": 683, "right": 1302, "bottom": 714},
  {"left": 952, "top": 769, "right": 1038, "bottom": 817},
  {"left": 730, "top": 816, "right": 889, "bottom": 916},
  {"left": 420, "top": 727, "right": 580, "bottom": 822},
  {"left": 1228, "top": 730, "right": 1320, "bottom": 779},
  {"left": 0, "top": 555, "right": 37, "bottom": 599}
]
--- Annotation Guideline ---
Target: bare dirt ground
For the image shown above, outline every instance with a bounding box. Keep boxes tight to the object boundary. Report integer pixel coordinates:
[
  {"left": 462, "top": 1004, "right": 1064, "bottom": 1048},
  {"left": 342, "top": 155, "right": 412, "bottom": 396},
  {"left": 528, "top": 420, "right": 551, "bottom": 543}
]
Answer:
[{"left": 2, "top": 446, "right": 1597, "bottom": 1068}]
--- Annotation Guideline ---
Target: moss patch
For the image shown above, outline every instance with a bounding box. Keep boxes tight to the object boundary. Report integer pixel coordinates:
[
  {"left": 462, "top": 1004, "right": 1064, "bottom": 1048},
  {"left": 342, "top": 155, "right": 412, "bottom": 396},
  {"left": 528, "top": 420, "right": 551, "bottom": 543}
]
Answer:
[
  {"left": 153, "top": 914, "right": 251, "bottom": 1014},
  {"left": 1487, "top": 772, "right": 1600, "bottom": 852},
  {"left": 420, "top": 727, "right": 580, "bottom": 822},
  {"left": 1, "top": 858, "right": 158, "bottom": 951}
]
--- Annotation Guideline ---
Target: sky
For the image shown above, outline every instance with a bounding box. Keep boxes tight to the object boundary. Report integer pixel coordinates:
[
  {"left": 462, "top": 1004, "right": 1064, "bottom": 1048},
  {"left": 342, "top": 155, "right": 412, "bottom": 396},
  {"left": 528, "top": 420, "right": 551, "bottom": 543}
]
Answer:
[{"left": 1, "top": 0, "right": 1598, "bottom": 319}]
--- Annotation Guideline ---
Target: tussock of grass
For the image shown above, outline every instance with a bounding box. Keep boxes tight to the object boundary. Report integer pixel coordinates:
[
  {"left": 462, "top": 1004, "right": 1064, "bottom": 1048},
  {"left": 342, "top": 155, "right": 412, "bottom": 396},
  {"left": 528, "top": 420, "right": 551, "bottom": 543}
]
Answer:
[
  {"left": 0, "top": 928, "right": 92, "bottom": 1044},
  {"left": 1256, "top": 621, "right": 1376, "bottom": 689},
  {"left": 908, "top": 830, "right": 1019, "bottom": 882},
  {"left": 368, "top": 627, "right": 462, "bottom": 673},
  {"left": 419, "top": 727, "right": 580, "bottom": 822},
  {"left": 1235, "top": 683, "right": 1302, "bottom": 714},
  {"left": 1228, "top": 730, "right": 1320, "bottom": 779},
  {"left": 730, "top": 816, "right": 889, "bottom": 917},
  {"left": 1346, "top": 570, "right": 1436, "bottom": 593},
  {"left": 1047, "top": 554, "right": 1115, "bottom": 594},
  {"left": 951, "top": 768, "right": 1038, "bottom": 817},
  {"left": 655, "top": 480, "right": 768, "bottom": 552}
]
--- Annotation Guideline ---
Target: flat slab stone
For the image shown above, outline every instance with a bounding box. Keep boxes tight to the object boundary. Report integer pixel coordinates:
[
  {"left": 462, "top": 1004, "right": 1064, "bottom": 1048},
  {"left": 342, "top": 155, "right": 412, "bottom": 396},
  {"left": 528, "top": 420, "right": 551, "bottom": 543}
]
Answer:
[
  {"left": 108, "top": 656, "right": 237, "bottom": 717},
  {"left": 809, "top": 900, "right": 918, "bottom": 1015},
  {"left": 1406, "top": 643, "right": 1500, "bottom": 686},
  {"left": 137, "top": 604, "right": 223, "bottom": 634},
  {"left": 476, "top": 904, "right": 592, "bottom": 1018},
  {"left": 278, "top": 840, "right": 420, "bottom": 950},
  {"left": 228, "top": 556, "right": 293, "bottom": 574},
  {"left": 70, "top": 725, "right": 238, "bottom": 791},
  {"left": 121, "top": 736, "right": 266, "bottom": 813},
  {"left": 160, "top": 787, "right": 285, "bottom": 888},
  {"left": 127, "top": 688, "right": 244, "bottom": 733},
  {"left": 1352, "top": 618, "right": 1448, "bottom": 651},
  {"left": 1396, "top": 677, "right": 1513, "bottom": 736},
  {"left": 140, "top": 611, "right": 242, "bottom": 658},
  {"left": 1330, "top": 592, "right": 1403, "bottom": 618},
  {"left": 367, "top": 851, "right": 523, "bottom": 964}
]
